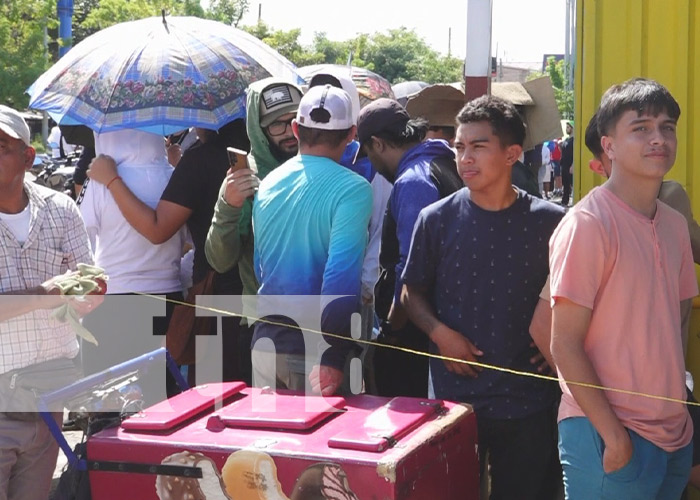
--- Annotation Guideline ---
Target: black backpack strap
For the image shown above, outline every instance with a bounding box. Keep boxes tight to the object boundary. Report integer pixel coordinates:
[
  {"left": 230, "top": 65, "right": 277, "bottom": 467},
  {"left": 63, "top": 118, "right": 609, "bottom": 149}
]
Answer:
[{"left": 429, "top": 156, "right": 463, "bottom": 198}]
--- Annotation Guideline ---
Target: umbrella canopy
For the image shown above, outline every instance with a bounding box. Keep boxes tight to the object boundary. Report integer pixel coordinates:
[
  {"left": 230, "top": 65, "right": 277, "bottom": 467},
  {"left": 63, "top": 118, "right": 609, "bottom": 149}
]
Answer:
[
  {"left": 392, "top": 81, "right": 429, "bottom": 106},
  {"left": 297, "top": 64, "right": 395, "bottom": 108},
  {"left": 28, "top": 15, "right": 304, "bottom": 135}
]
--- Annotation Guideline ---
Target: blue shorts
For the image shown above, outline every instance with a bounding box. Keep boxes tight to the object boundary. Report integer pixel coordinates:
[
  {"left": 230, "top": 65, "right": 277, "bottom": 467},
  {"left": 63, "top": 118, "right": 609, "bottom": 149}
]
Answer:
[
  {"left": 552, "top": 160, "right": 561, "bottom": 176},
  {"left": 558, "top": 417, "right": 692, "bottom": 500}
]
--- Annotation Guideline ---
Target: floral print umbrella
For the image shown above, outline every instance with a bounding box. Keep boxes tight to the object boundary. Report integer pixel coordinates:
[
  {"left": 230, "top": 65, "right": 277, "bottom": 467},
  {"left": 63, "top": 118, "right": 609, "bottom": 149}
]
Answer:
[
  {"left": 298, "top": 64, "right": 395, "bottom": 109},
  {"left": 27, "top": 15, "right": 304, "bottom": 135}
]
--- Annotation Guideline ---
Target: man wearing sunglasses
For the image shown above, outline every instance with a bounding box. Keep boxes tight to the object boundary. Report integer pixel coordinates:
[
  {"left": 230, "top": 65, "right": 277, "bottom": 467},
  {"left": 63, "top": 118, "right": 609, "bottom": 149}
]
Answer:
[{"left": 206, "top": 78, "right": 303, "bottom": 300}]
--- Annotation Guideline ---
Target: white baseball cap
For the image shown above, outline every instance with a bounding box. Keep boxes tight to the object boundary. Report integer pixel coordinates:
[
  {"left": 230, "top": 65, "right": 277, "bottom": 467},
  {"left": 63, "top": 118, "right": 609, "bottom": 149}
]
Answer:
[
  {"left": 308, "top": 68, "right": 361, "bottom": 125},
  {"left": 0, "top": 105, "right": 31, "bottom": 146},
  {"left": 296, "top": 85, "right": 354, "bottom": 131}
]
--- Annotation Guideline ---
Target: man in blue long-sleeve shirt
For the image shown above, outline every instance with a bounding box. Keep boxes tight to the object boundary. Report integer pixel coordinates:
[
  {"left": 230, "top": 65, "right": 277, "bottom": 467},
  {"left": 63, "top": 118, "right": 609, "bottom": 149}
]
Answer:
[
  {"left": 355, "top": 98, "right": 462, "bottom": 397},
  {"left": 252, "top": 85, "right": 372, "bottom": 396}
]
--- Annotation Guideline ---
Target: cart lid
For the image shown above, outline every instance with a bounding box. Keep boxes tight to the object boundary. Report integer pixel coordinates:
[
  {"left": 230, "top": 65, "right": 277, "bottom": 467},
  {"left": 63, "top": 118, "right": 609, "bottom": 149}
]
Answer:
[
  {"left": 206, "top": 388, "right": 346, "bottom": 431},
  {"left": 121, "top": 382, "right": 246, "bottom": 431},
  {"left": 328, "top": 398, "right": 444, "bottom": 452}
]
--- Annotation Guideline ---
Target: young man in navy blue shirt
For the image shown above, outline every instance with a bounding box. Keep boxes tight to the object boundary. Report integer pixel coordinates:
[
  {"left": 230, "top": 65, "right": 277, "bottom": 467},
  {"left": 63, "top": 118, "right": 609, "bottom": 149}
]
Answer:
[{"left": 402, "top": 96, "right": 565, "bottom": 499}]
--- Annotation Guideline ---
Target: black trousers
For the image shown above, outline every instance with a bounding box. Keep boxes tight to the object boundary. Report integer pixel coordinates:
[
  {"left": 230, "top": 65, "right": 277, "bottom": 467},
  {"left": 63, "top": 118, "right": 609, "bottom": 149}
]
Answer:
[
  {"left": 561, "top": 165, "right": 573, "bottom": 205},
  {"left": 371, "top": 320, "right": 429, "bottom": 398},
  {"left": 477, "top": 407, "right": 562, "bottom": 500}
]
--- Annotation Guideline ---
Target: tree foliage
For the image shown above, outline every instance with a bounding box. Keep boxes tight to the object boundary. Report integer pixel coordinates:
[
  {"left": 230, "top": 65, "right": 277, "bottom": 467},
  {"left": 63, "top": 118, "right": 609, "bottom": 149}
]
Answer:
[
  {"left": 0, "top": 0, "right": 56, "bottom": 108},
  {"left": 79, "top": 0, "right": 247, "bottom": 39},
  {"left": 242, "top": 23, "right": 463, "bottom": 85}
]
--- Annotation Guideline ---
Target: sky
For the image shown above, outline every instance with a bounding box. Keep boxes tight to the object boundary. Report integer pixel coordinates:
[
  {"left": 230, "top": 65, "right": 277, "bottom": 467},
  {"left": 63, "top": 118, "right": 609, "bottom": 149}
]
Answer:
[{"left": 238, "top": 0, "right": 568, "bottom": 63}]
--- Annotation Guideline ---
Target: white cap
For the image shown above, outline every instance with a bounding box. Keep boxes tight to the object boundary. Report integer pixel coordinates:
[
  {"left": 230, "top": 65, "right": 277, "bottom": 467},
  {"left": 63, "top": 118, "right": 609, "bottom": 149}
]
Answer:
[
  {"left": 296, "top": 85, "right": 354, "bottom": 131},
  {"left": 0, "top": 105, "right": 31, "bottom": 146},
  {"left": 308, "top": 68, "right": 361, "bottom": 125}
]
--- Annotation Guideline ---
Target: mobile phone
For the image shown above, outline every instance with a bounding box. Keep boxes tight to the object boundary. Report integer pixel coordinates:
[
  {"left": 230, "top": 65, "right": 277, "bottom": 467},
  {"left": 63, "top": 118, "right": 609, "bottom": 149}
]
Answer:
[{"left": 227, "top": 147, "right": 249, "bottom": 172}]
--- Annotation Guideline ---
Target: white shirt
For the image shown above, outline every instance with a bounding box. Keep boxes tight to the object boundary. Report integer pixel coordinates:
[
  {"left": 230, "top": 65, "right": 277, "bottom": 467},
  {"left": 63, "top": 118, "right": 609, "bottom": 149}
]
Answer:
[
  {"left": 79, "top": 130, "right": 185, "bottom": 294},
  {"left": 48, "top": 126, "right": 76, "bottom": 158},
  {"left": 541, "top": 145, "right": 551, "bottom": 166},
  {"left": 363, "top": 174, "right": 392, "bottom": 295},
  {"left": 0, "top": 201, "right": 31, "bottom": 245}
]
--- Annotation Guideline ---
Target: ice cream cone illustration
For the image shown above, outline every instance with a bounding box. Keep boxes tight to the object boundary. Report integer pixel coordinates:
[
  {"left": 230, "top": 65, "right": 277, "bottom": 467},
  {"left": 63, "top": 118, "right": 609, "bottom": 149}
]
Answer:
[
  {"left": 221, "top": 450, "right": 289, "bottom": 500},
  {"left": 155, "top": 451, "right": 231, "bottom": 500}
]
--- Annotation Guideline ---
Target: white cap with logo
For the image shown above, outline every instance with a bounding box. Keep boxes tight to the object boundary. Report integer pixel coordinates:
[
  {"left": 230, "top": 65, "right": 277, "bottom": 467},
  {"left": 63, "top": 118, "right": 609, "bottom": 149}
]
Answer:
[
  {"left": 296, "top": 85, "right": 353, "bottom": 131},
  {"left": 0, "top": 105, "right": 31, "bottom": 146}
]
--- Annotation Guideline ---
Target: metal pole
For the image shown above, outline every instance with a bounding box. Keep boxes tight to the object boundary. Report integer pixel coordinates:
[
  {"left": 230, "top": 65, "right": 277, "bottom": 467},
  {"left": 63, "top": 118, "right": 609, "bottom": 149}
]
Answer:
[
  {"left": 569, "top": 0, "right": 576, "bottom": 91},
  {"left": 57, "top": 0, "right": 74, "bottom": 58},
  {"left": 258, "top": 3, "right": 262, "bottom": 23},
  {"left": 464, "top": 0, "right": 493, "bottom": 101},
  {"left": 42, "top": 22, "right": 49, "bottom": 148},
  {"left": 448, "top": 27, "right": 452, "bottom": 57},
  {"left": 564, "top": 0, "right": 569, "bottom": 91}
]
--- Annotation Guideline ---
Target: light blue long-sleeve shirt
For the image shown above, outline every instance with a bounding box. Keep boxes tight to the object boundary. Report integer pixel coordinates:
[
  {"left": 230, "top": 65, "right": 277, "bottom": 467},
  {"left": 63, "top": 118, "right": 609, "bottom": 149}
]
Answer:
[{"left": 253, "top": 154, "right": 372, "bottom": 368}]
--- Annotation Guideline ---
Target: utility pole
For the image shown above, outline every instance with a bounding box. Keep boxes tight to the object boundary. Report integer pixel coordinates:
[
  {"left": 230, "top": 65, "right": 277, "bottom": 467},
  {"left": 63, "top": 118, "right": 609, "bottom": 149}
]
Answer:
[
  {"left": 57, "top": 0, "right": 73, "bottom": 58},
  {"left": 565, "top": 0, "right": 570, "bottom": 90},
  {"left": 42, "top": 22, "right": 49, "bottom": 147},
  {"left": 569, "top": 0, "right": 576, "bottom": 91},
  {"left": 258, "top": 3, "right": 262, "bottom": 23},
  {"left": 464, "top": 0, "right": 493, "bottom": 101},
  {"left": 448, "top": 27, "right": 452, "bottom": 58}
]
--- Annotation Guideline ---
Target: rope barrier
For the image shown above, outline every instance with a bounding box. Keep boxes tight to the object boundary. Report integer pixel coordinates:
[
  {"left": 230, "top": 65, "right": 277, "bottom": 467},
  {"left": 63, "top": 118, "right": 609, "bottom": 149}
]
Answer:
[{"left": 133, "top": 291, "right": 700, "bottom": 408}]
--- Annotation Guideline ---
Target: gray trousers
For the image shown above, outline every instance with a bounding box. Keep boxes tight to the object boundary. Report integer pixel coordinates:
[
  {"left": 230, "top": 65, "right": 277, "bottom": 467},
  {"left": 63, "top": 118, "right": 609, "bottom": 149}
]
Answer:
[{"left": 0, "top": 412, "right": 62, "bottom": 500}]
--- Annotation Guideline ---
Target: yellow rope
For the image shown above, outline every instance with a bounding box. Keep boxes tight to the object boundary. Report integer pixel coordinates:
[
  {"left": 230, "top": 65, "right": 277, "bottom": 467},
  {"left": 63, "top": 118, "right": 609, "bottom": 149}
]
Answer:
[{"left": 134, "top": 292, "right": 700, "bottom": 408}]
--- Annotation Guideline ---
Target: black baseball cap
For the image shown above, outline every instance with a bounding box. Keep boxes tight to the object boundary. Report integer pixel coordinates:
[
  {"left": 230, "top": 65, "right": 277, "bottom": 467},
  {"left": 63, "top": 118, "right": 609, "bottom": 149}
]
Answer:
[{"left": 354, "top": 98, "right": 410, "bottom": 161}]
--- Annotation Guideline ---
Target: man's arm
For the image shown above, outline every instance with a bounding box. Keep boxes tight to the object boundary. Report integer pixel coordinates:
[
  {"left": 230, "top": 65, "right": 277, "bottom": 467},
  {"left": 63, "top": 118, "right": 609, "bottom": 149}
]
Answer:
[
  {"left": 390, "top": 179, "right": 439, "bottom": 326},
  {"left": 87, "top": 155, "right": 190, "bottom": 244},
  {"left": 402, "top": 283, "right": 483, "bottom": 378},
  {"left": 0, "top": 286, "right": 63, "bottom": 322},
  {"left": 551, "top": 297, "right": 632, "bottom": 473},
  {"left": 529, "top": 277, "right": 556, "bottom": 373},
  {"left": 529, "top": 297, "right": 555, "bottom": 371},
  {"left": 0, "top": 277, "right": 105, "bottom": 323},
  {"left": 314, "top": 182, "right": 372, "bottom": 395}
]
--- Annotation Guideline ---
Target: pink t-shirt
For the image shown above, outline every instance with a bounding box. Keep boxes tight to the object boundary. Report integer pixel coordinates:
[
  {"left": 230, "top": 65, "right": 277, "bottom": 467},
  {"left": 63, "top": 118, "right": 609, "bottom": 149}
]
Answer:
[{"left": 550, "top": 186, "right": 697, "bottom": 452}]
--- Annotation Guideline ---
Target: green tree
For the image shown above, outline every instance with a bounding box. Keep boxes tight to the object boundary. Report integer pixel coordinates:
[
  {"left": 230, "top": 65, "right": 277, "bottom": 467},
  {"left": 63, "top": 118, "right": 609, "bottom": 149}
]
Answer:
[
  {"left": 241, "top": 24, "right": 463, "bottom": 84},
  {"left": 81, "top": 0, "right": 211, "bottom": 33},
  {"left": 362, "top": 28, "right": 431, "bottom": 83},
  {"left": 77, "top": 0, "right": 247, "bottom": 38},
  {"left": 242, "top": 21, "right": 324, "bottom": 67},
  {"left": 358, "top": 28, "right": 462, "bottom": 84},
  {"left": 310, "top": 32, "right": 352, "bottom": 66},
  {"left": 0, "top": 0, "right": 55, "bottom": 108},
  {"left": 207, "top": 0, "right": 248, "bottom": 26},
  {"left": 72, "top": 0, "right": 100, "bottom": 45}
]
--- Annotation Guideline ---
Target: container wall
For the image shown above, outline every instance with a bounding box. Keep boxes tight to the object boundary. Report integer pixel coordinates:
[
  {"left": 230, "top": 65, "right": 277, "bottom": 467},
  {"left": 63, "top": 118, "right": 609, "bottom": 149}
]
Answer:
[
  {"left": 576, "top": 1, "right": 700, "bottom": 495},
  {"left": 575, "top": 0, "right": 698, "bottom": 201}
]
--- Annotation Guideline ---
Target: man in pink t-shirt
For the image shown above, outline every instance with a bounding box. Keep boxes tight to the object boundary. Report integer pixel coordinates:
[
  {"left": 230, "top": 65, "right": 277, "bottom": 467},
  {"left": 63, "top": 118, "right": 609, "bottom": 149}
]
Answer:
[{"left": 550, "top": 78, "right": 697, "bottom": 499}]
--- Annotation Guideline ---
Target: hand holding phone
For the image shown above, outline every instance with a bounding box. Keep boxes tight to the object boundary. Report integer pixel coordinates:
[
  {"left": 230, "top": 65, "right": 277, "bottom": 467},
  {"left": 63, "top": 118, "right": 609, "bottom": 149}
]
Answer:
[
  {"left": 223, "top": 148, "right": 259, "bottom": 207},
  {"left": 227, "top": 147, "right": 249, "bottom": 172}
]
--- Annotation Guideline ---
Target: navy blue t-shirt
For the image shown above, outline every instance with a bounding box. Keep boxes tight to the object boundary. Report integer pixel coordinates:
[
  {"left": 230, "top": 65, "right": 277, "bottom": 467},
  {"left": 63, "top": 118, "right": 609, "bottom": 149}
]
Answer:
[{"left": 402, "top": 188, "right": 565, "bottom": 419}]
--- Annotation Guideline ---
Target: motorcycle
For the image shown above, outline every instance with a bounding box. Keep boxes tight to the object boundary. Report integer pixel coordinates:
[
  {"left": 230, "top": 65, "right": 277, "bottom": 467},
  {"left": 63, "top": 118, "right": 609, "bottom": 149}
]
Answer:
[{"left": 33, "top": 151, "right": 80, "bottom": 200}]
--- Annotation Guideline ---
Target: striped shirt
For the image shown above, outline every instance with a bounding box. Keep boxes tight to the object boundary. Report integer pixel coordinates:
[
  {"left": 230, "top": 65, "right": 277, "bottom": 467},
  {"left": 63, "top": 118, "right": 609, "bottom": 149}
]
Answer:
[{"left": 0, "top": 182, "right": 93, "bottom": 373}]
